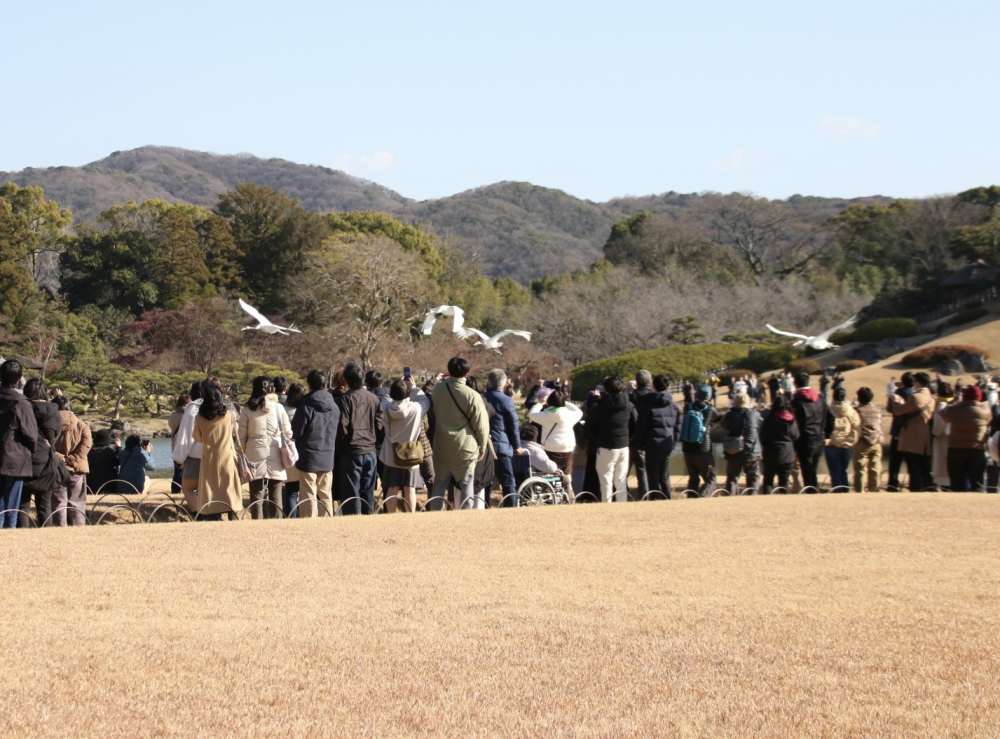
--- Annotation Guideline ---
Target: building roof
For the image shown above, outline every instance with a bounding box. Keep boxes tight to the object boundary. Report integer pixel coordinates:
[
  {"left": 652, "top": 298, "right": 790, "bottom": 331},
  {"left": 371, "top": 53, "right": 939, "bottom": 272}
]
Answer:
[{"left": 939, "top": 261, "right": 997, "bottom": 288}]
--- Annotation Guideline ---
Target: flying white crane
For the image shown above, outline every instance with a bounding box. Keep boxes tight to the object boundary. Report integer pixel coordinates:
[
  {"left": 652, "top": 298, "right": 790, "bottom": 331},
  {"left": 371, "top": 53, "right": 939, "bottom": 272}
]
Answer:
[
  {"left": 765, "top": 315, "right": 858, "bottom": 351},
  {"left": 421, "top": 305, "right": 466, "bottom": 336},
  {"left": 457, "top": 327, "right": 532, "bottom": 352},
  {"left": 238, "top": 298, "right": 301, "bottom": 335}
]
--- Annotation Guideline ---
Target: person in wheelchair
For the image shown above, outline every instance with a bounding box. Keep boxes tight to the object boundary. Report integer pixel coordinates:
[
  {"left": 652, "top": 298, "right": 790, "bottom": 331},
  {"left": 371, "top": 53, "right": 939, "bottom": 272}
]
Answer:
[{"left": 514, "top": 426, "right": 571, "bottom": 504}]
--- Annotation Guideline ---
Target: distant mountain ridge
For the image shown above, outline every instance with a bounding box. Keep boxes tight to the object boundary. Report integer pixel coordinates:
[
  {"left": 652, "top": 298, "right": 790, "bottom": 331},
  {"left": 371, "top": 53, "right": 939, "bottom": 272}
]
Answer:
[{"left": 1, "top": 146, "right": 890, "bottom": 282}]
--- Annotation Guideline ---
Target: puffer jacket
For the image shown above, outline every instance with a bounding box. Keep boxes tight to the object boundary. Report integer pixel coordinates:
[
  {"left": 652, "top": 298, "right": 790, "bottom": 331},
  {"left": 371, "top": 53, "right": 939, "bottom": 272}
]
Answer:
[
  {"left": 828, "top": 401, "right": 861, "bottom": 449},
  {"left": 238, "top": 399, "right": 293, "bottom": 480},
  {"left": 634, "top": 391, "right": 681, "bottom": 454},
  {"left": 587, "top": 391, "right": 636, "bottom": 450},
  {"left": 940, "top": 401, "right": 991, "bottom": 450},
  {"left": 55, "top": 410, "right": 92, "bottom": 474},
  {"left": 291, "top": 389, "right": 340, "bottom": 473},
  {"left": 760, "top": 410, "right": 800, "bottom": 466},
  {"left": 791, "top": 387, "right": 834, "bottom": 449}
]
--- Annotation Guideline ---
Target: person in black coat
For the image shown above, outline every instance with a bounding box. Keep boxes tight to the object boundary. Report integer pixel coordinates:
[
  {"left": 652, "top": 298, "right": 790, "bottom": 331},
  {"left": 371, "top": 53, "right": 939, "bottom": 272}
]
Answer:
[
  {"left": 680, "top": 387, "right": 722, "bottom": 497},
  {"left": 634, "top": 374, "right": 681, "bottom": 498},
  {"left": 720, "top": 392, "right": 762, "bottom": 495},
  {"left": 0, "top": 360, "right": 38, "bottom": 529},
  {"left": 760, "top": 394, "right": 800, "bottom": 494},
  {"left": 19, "top": 378, "right": 62, "bottom": 527},
  {"left": 628, "top": 370, "right": 656, "bottom": 497},
  {"left": 86, "top": 429, "right": 120, "bottom": 498},
  {"left": 790, "top": 371, "right": 834, "bottom": 492},
  {"left": 587, "top": 375, "right": 636, "bottom": 502}
]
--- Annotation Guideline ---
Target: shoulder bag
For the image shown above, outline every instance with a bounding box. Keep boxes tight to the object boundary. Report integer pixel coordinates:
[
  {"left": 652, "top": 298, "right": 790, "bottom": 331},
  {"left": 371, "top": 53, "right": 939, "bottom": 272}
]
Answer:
[{"left": 388, "top": 408, "right": 423, "bottom": 468}]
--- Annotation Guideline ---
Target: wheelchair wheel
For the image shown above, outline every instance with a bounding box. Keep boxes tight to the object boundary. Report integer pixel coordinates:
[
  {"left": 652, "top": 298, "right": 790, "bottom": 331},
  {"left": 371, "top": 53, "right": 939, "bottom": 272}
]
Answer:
[{"left": 518, "top": 477, "right": 556, "bottom": 506}]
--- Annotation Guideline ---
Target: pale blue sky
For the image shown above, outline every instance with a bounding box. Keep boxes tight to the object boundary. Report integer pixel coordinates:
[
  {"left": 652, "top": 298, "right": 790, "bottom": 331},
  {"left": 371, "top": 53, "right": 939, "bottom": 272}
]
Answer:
[{"left": 3, "top": 1, "right": 997, "bottom": 202}]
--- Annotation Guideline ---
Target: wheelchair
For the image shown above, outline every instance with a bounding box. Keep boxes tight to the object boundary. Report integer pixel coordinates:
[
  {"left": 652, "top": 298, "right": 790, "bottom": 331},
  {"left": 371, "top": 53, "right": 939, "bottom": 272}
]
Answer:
[{"left": 513, "top": 454, "right": 571, "bottom": 506}]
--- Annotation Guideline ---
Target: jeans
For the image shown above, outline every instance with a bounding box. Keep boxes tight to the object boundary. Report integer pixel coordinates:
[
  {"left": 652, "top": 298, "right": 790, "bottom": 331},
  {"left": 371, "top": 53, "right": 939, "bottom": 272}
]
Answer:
[
  {"left": 495, "top": 454, "right": 518, "bottom": 507},
  {"left": 0, "top": 477, "right": 24, "bottom": 529},
  {"left": 433, "top": 469, "right": 478, "bottom": 510},
  {"left": 947, "top": 448, "right": 987, "bottom": 492},
  {"left": 796, "top": 442, "right": 824, "bottom": 491},
  {"left": 645, "top": 449, "right": 673, "bottom": 497},
  {"left": 824, "top": 446, "right": 853, "bottom": 491},
  {"left": 282, "top": 481, "right": 299, "bottom": 518},
  {"left": 338, "top": 453, "right": 378, "bottom": 515}
]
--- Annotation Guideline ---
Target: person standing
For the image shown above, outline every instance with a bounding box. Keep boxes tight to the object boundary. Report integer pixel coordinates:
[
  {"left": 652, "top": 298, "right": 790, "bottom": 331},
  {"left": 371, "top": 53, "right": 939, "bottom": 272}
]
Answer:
[
  {"left": 20, "top": 378, "right": 62, "bottom": 527},
  {"left": 172, "top": 380, "right": 206, "bottom": 515},
  {"left": 51, "top": 396, "right": 92, "bottom": 526},
  {"left": 885, "top": 374, "right": 913, "bottom": 491},
  {"left": 824, "top": 387, "right": 860, "bottom": 492},
  {"left": 587, "top": 376, "right": 636, "bottom": 502},
  {"left": 0, "top": 360, "right": 37, "bottom": 528},
  {"left": 282, "top": 383, "right": 305, "bottom": 517},
  {"left": 335, "top": 363, "right": 382, "bottom": 515},
  {"left": 192, "top": 385, "right": 242, "bottom": 519},
  {"left": 680, "top": 387, "right": 721, "bottom": 497},
  {"left": 167, "top": 394, "right": 191, "bottom": 495},
  {"left": 720, "top": 392, "right": 761, "bottom": 495},
  {"left": 930, "top": 381, "right": 955, "bottom": 490},
  {"left": 767, "top": 374, "right": 780, "bottom": 404},
  {"left": 379, "top": 378, "right": 430, "bottom": 513},
  {"left": 528, "top": 389, "right": 583, "bottom": 488},
  {"left": 890, "top": 372, "right": 935, "bottom": 491},
  {"left": 790, "top": 371, "right": 834, "bottom": 492},
  {"left": 431, "top": 357, "right": 490, "bottom": 510},
  {"left": 939, "top": 385, "right": 991, "bottom": 491},
  {"left": 238, "top": 376, "right": 293, "bottom": 519},
  {"left": 365, "top": 369, "right": 390, "bottom": 493},
  {"left": 291, "top": 370, "right": 339, "bottom": 518},
  {"left": 852, "top": 387, "right": 883, "bottom": 493},
  {"left": 485, "top": 369, "right": 525, "bottom": 507},
  {"left": 627, "top": 370, "right": 655, "bottom": 496},
  {"left": 634, "top": 374, "right": 681, "bottom": 498},
  {"left": 760, "top": 394, "right": 799, "bottom": 494}
]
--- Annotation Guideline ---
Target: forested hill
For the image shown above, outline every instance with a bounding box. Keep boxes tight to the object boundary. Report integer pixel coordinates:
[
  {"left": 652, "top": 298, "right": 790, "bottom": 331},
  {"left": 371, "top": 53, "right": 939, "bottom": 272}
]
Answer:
[{"left": 1, "top": 146, "right": 891, "bottom": 282}]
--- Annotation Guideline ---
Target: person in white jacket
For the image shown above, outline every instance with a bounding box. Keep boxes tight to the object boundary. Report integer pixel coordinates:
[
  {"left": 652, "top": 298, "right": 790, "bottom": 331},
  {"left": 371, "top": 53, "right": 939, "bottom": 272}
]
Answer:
[
  {"left": 379, "top": 378, "right": 430, "bottom": 513},
  {"left": 172, "top": 380, "right": 206, "bottom": 514},
  {"left": 528, "top": 392, "right": 583, "bottom": 491},
  {"left": 238, "top": 377, "right": 293, "bottom": 519}
]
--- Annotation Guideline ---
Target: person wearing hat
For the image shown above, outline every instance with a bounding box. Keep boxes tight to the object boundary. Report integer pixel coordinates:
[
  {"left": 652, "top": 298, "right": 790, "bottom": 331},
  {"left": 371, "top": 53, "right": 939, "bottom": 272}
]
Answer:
[
  {"left": 720, "top": 391, "right": 761, "bottom": 495},
  {"left": 86, "top": 429, "right": 120, "bottom": 497},
  {"left": 939, "top": 385, "right": 991, "bottom": 491}
]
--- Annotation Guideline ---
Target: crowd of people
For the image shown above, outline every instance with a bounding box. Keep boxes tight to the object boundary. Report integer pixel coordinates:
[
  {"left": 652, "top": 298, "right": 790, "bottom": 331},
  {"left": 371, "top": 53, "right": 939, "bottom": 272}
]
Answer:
[{"left": 1, "top": 355, "right": 998, "bottom": 529}]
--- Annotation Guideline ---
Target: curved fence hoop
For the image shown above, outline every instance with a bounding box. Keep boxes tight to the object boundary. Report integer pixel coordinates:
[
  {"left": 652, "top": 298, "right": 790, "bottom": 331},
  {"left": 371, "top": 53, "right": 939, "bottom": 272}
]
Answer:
[
  {"left": 95, "top": 504, "right": 144, "bottom": 526},
  {"left": 573, "top": 491, "right": 600, "bottom": 503},
  {"left": 799, "top": 486, "right": 820, "bottom": 495},
  {"left": 43, "top": 505, "right": 87, "bottom": 528},
  {"left": 768, "top": 486, "right": 791, "bottom": 495},
  {"left": 196, "top": 501, "right": 239, "bottom": 520},
  {"left": 238, "top": 498, "right": 285, "bottom": 520},
  {"left": 0, "top": 508, "right": 35, "bottom": 528},
  {"left": 145, "top": 502, "right": 193, "bottom": 524},
  {"left": 92, "top": 479, "right": 143, "bottom": 498},
  {"left": 641, "top": 489, "right": 670, "bottom": 501},
  {"left": 498, "top": 492, "right": 523, "bottom": 508},
  {"left": 738, "top": 487, "right": 759, "bottom": 496},
  {"left": 680, "top": 488, "right": 701, "bottom": 499},
  {"left": 136, "top": 491, "right": 181, "bottom": 510},
  {"left": 335, "top": 496, "right": 374, "bottom": 516},
  {"left": 828, "top": 485, "right": 851, "bottom": 494},
  {"left": 286, "top": 497, "right": 336, "bottom": 518},
  {"left": 418, "top": 496, "right": 454, "bottom": 512},
  {"left": 377, "top": 495, "right": 413, "bottom": 513}
]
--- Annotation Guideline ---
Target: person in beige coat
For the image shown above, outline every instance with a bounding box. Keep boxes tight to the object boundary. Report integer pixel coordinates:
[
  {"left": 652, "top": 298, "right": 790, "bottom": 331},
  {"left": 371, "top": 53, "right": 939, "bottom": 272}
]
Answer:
[
  {"left": 890, "top": 372, "right": 935, "bottom": 491},
  {"left": 824, "top": 387, "right": 860, "bottom": 491},
  {"left": 193, "top": 385, "right": 243, "bottom": 520},
  {"left": 238, "top": 377, "right": 292, "bottom": 519},
  {"left": 379, "top": 378, "right": 430, "bottom": 513},
  {"left": 52, "top": 396, "right": 92, "bottom": 526}
]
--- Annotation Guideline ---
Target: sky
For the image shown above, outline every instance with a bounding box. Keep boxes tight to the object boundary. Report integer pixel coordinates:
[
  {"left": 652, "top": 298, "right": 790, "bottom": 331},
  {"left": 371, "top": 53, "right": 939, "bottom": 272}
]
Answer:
[{"left": 2, "top": 1, "right": 997, "bottom": 203}]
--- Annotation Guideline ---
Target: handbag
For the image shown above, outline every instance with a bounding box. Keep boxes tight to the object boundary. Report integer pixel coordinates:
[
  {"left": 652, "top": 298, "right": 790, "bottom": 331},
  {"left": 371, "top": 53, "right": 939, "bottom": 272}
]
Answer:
[
  {"left": 723, "top": 436, "right": 745, "bottom": 455},
  {"left": 233, "top": 437, "right": 259, "bottom": 484},
  {"left": 279, "top": 434, "right": 299, "bottom": 469},
  {"left": 388, "top": 410, "right": 423, "bottom": 468}
]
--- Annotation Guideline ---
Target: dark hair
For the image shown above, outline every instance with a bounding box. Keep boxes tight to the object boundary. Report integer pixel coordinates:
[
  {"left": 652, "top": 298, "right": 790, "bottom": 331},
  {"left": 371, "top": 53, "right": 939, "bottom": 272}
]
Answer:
[
  {"left": 856, "top": 387, "right": 874, "bottom": 405},
  {"left": 653, "top": 374, "right": 670, "bottom": 392},
  {"left": 125, "top": 434, "right": 141, "bottom": 451},
  {"left": 54, "top": 395, "right": 72, "bottom": 412},
  {"left": 794, "top": 371, "right": 811, "bottom": 389},
  {"left": 206, "top": 376, "right": 223, "bottom": 392},
  {"left": 389, "top": 379, "right": 409, "bottom": 402},
  {"left": 286, "top": 383, "right": 305, "bottom": 407},
  {"left": 772, "top": 394, "right": 791, "bottom": 413},
  {"left": 833, "top": 387, "right": 847, "bottom": 402},
  {"left": 176, "top": 394, "right": 192, "bottom": 410},
  {"left": 306, "top": 369, "right": 327, "bottom": 392},
  {"left": 546, "top": 390, "right": 565, "bottom": 408},
  {"left": 914, "top": 372, "right": 932, "bottom": 388},
  {"left": 24, "top": 378, "right": 47, "bottom": 401},
  {"left": 604, "top": 375, "right": 624, "bottom": 394},
  {"left": 273, "top": 376, "right": 289, "bottom": 394},
  {"left": 0, "top": 359, "right": 23, "bottom": 388},
  {"left": 466, "top": 375, "right": 483, "bottom": 394},
  {"left": 936, "top": 381, "right": 953, "bottom": 398},
  {"left": 198, "top": 385, "right": 228, "bottom": 420},
  {"left": 365, "top": 370, "right": 383, "bottom": 389},
  {"left": 247, "top": 375, "right": 271, "bottom": 412},
  {"left": 447, "top": 356, "right": 470, "bottom": 378},
  {"left": 520, "top": 425, "right": 538, "bottom": 443},
  {"left": 189, "top": 381, "right": 203, "bottom": 401},
  {"left": 344, "top": 362, "right": 365, "bottom": 390},
  {"left": 901, "top": 372, "right": 914, "bottom": 388}
]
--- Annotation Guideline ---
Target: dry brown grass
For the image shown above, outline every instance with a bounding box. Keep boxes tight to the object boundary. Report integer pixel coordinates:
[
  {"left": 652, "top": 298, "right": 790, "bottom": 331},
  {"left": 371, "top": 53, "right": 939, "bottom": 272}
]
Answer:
[{"left": 2, "top": 495, "right": 999, "bottom": 738}]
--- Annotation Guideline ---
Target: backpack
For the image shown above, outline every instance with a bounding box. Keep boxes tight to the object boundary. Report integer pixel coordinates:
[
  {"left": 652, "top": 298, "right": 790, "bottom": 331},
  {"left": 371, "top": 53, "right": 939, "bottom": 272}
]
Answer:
[{"left": 680, "top": 405, "right": 707, "bottom": 444}]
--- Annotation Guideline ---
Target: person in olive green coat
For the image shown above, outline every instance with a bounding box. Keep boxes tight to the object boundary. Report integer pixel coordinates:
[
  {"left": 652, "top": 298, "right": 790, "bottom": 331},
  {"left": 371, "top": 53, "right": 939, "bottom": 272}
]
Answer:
[{"left": 431, "top": 357, "right": 490, "bottom": 510}]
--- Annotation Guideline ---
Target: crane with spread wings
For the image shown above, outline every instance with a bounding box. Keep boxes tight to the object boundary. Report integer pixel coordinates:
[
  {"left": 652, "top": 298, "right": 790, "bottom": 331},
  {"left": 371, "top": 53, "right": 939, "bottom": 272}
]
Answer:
[
  {"left": 765, "top": 315, "right": 858, "bottom": 351},
  {"left": 238, "top": 299, "right": 302, "bottom": 335},
  {"left": 457, "top": 327, "right": 532, "bottom": 352}
]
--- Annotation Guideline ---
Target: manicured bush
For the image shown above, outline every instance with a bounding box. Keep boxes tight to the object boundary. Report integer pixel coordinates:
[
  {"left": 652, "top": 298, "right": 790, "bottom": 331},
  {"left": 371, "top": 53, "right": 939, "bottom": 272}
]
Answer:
[
  {"left": 950, "top": 307, "right": 988, "bottom": 326},
  {"left": 787, "top": 358, "right": 822, "bottom": 375},
  {"left": 569, "top": 343, "right": 754, "bottom": 400},
  {"left": 733, "top": 346, "right": 803, "bottom": 374},
  {"left": 901, "top": 344, "right": 990, "bottom": 368},
  {"left": 840, "top": 317, "right": 920, "bottom": 344},
  {"left": 835, "top": 359, "right": 868, "bottom": 372}
]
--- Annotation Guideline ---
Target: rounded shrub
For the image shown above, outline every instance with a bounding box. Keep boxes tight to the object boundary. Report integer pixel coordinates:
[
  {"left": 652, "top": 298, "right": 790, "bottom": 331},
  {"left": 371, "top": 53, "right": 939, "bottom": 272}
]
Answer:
[
  {"left": 950, "top": 307, "right": 988, "bottom": 327},
  {"left": 787, "top": 358, "right": 822, "bottom": 375},
  {"left": 901, "top": 344, "right": 990, "bottom": 368},
  {"left": 835, "top": 359, "right": 868, "bottom": 372},
  {"left": 845, "top": 317, "right": 920, "bottom": 344}
]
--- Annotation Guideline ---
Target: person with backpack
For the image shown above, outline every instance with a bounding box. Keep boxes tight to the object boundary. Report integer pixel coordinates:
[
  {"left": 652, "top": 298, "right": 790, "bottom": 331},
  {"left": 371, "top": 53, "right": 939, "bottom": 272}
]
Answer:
[
  {"left": 720, "top": 392, "right": 761, "bottom": 495},
  {"left": 824, "top": 387, "right": 860, "bottom": 491},
  {"left": 634, "top": 373, "right": 681, "bottom": 498},
  {"left": 680, "top": 387, "right": 721, "bottom": 497},
  {"left": 586, "top": 375, "right": 636, "bottom": 502},
  {"left": 760, "top": 394, "right": 800, "bottom": 494},
  {"left": 790, "top": 371, "right": 834, "bottom": 492},
  {"left": 852, "top": 387, "right": 883, "bottom": 493}
]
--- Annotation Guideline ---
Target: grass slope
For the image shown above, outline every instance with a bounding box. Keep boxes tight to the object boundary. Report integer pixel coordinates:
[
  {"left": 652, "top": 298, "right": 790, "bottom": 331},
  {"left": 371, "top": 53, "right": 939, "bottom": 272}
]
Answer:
[{"left": 1, "top": 495, "right": 998, "bottom": 737}]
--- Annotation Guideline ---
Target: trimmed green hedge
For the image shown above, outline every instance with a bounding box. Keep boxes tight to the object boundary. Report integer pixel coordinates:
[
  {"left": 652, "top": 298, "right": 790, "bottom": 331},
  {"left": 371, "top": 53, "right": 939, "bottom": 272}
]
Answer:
[
  {"left": 837, "top": 317, "right": 920, "bottom": 344},
  {"left": 788, "top": 358, "right": 822, "bottom": 375},
  {"left": 835, "top": 359, "right": 868, "bottom": 372},
  {"left": 732, "top": 346, "right": 803, "bottom": 374},
  {"left": 569, "top": 344, "right": 755, "bottom": 400},
  {"left": 951, "top": 307, "right": 988, "bottom": 326}
]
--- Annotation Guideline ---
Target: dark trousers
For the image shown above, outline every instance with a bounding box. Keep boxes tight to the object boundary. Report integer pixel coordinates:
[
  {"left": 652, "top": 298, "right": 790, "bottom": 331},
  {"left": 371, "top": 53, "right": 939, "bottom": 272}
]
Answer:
[
  {"left": 904, "top": 452, "right": 933, "bottom": 492},
  {"left": 282, "top": 481, "right": 299, "bottom": 518},
  {"left": 887, "top": 437, "right": 904, "bottom": 491},
  {"left": 724, "top": 454, "right": 760, "bottom": 495},
  {"left": 947, "top": 448, "right": 987, "bottom": 492},
  {"left": 171, "top": 462, "right": 183, "bottom": 495},
  {"left": 495, "top": 454, "right": 517, "bottom": 508},
  {"left": 762, "top": 461, "right": 793, "bottom": 494},
  {"left": 645, "top": 449, "right": 673, "bottom": 496},
  {"left": 249, "top": 478, "right": 284, "bottom": 519},
  {"left": 629, "top": 446, "right": 648, "bottom": 496},
  {"left": 683, "top": 450, "right": 716, "bottom": 497},
  {"left": 796, "top": 442, "right": 824, "bottom": 491},
  {"left": 19, "top": 486, "right": 50, "bottom": 528},
  {"left": 338, "top": 452, "right": 378, "bottom": 514},
  {"left": 582, "top": 452, "right": 601, "bottom": 501},
  {"left": 1, "top": 477, "right": 24, "bottom": 529},
  {"left": 988, "top": 462, "right": 1000, "bottom": 493}
]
